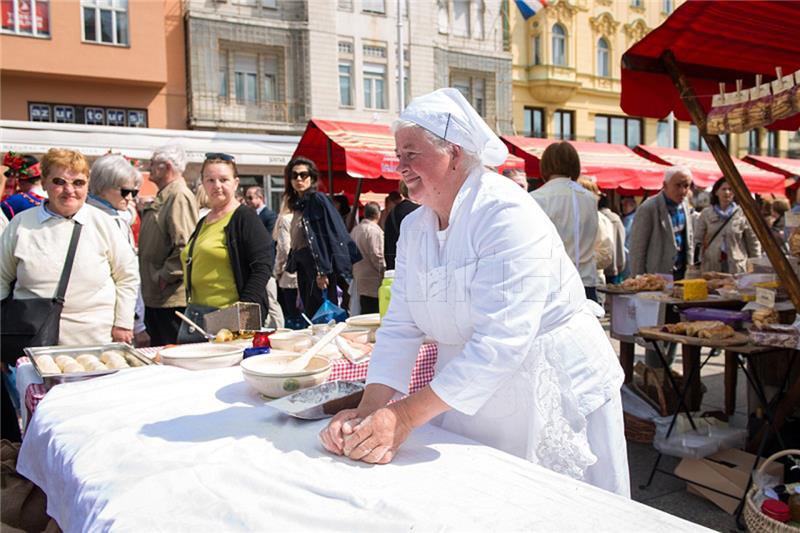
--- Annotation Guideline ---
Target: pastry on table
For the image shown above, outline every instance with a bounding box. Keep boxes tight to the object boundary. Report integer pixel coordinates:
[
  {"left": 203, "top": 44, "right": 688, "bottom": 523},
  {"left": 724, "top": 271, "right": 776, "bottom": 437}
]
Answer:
[
  {"left": 662, "top": 322, "right": 689, "bottom": 334},
  {"left": 752, "top": 307, "right": 779, "bottom": 329},
  {"left": 697, "top": 324, "right": 736, "bottom": 340},
  {"left": 684, "top": 321, "right": 726, "bottom": 337}
]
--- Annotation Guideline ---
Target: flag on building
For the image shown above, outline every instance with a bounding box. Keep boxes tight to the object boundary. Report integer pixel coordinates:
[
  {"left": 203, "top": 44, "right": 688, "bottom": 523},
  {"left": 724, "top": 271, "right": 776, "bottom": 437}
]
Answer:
[{"left": 514, "top": 0, "right": 547, "bottom": 20}]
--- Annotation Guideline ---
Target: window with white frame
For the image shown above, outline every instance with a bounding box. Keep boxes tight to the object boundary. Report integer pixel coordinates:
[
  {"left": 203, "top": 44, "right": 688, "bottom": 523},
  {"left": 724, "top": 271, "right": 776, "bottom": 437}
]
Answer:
[
  {"left": 362, "top": 0, "right": 385, "bottom": 14},
  {"left": 597, "top": 37, "right": 610, "bottom": 77},
  {"left": 451, "top": 74, "right": 488, "bottom": 118},
  {"left": 2, "top": 0, "right": 50, "bottom": 37},
  {"left": 552, "top": 24, "right": 566, "bottom": 66},
  {"left": 662, "top": 0, "right": 673, "bottom": 13},
  {"left": 531, "top": 34, "right": 542, "bottom": 65},
  {"left": 337, "top": 0, "right": 353, "bottom": 11},
  {"left": 453, "top": 0, "right": 470, "bottom": 37},
  {"left": 363, "top": 63, "right": 387, "bottom": 109},
  {"left": 234, "top": 53, "right": 258, "bottom": 105},
  {"left": 437, "top": 0, "right": 448, "bottom": 34},
  {"left": 338, "top": 41, "right": 353, "bottom": 55},
  {"left": 473, "top": 0, "right": 484, "bottom": 39},
  {"left": 262, "top": 0, "right": 277, "bottom": 8},
  {"left": 631, "top": 0, "right": 642, "bottom": 7},
  {"left": 339, "top": 63, "right": 353, "bottom": 107},
  {"left": 263, "top": 56, "right": 278, "bottom": 102},
  {"left": 219, "top": 51, "right": 229, "bottom": 98},
  {"left": 363, "top": 44, "right": 387, "bottom": 59},
  {"left": 82, "top": 0, "right": 128, "bottom": 46}
]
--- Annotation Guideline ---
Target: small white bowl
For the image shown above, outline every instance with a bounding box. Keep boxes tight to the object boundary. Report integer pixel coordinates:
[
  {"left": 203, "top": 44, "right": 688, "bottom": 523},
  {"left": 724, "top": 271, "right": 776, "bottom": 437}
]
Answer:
[
  {"left": 241, "top": 354, "right": 332, "bottom": 398},
  {"left": 269, "top": 331, "right": 313, "bottom": 352},
  {"left": 159, "top": 344, "right": 243, "bottom": 370}
]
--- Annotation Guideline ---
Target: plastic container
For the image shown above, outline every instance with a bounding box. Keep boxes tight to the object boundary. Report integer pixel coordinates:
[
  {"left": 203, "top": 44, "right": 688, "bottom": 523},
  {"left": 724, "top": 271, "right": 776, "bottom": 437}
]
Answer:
[
  {"left": 653, "top": 430, "right": 720, "bottom": 459},
  {"left": 378, "top": 270, "right": 395, "bottom": 318}
]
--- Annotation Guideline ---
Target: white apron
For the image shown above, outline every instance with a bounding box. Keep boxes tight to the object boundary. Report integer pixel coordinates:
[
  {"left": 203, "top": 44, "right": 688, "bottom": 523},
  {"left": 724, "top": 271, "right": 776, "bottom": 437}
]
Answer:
[{"left": 368, "top": 170, "right": 628, "bottom": 495}]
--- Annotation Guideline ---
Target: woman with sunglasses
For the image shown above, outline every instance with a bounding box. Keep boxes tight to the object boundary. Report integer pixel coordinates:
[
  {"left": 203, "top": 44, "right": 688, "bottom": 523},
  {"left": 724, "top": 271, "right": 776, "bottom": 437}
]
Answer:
[
  {"left": 87, "top": 154, "right": 150, "bottom": 346},
  {"left": 283, "top": 157, "right": 361, "bottom": 318},
  {"left": 1, "top": 149, "right": 140, "bottom": 437},
  {"left": 178, "top": 154, "right": 273, "bottom": 342}
]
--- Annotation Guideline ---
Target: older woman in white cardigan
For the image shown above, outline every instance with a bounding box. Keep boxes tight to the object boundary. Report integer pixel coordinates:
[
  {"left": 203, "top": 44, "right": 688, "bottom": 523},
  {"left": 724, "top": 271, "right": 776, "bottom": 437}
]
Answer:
[{"left": 0, "top": 148, "right": 139, "bottom": 347}]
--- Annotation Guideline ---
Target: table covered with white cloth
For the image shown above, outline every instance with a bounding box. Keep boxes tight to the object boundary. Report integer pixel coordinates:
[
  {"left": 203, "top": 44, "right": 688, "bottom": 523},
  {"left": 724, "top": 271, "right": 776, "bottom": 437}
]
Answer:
[{"left": 18, "top": 365, "right": 707, "bottom": 532}]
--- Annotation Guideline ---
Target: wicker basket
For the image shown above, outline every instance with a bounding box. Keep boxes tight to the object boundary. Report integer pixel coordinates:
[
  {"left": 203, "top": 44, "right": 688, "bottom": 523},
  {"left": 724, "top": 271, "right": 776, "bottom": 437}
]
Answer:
[
  {"left": 743, "top": 449, "right": 800, "bottom": 533},
  {"left": 624, "top": 365, "right": 669, "bottom": 444}
]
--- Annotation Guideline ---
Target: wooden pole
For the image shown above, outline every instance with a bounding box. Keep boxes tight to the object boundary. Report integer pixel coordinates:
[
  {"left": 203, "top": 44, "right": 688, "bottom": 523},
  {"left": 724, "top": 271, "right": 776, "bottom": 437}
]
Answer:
[
  {"left": 661, "top": 50, "right": 800, "bottom": 312},
  {"left": 346, "top": 178, "right": 363, "bottom": 232},
  {"left": 326, "top": 138, "right": 334, "bottom": 200}
]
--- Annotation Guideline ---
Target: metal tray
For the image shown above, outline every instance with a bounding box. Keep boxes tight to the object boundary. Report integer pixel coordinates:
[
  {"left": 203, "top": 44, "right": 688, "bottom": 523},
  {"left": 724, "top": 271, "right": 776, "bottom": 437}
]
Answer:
[
  {"left": 24, "top": 343, "right": 154, "bottom": 391},
  {"left": 267, "top": 380, "right": 365, "bottom": 420}
]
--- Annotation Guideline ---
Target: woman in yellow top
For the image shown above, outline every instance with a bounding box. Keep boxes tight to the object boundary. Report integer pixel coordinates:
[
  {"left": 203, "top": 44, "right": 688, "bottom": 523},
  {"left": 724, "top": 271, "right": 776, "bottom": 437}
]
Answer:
[{"left": 178, "top": 153, "right": 273, "bottom": 343}]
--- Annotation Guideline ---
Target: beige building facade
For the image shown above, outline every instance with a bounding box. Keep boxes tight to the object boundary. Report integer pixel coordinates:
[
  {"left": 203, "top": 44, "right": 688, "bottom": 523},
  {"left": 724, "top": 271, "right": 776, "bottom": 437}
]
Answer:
[{"left": 509, "top": 0, "right": 792, "bottom": 160}]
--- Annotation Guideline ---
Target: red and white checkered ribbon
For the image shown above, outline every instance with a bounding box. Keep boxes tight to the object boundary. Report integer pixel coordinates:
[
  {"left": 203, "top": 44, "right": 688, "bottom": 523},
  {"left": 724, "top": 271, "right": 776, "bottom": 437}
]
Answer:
[{"left": 18, "top": 343, "right": 438, "bottom": 415}]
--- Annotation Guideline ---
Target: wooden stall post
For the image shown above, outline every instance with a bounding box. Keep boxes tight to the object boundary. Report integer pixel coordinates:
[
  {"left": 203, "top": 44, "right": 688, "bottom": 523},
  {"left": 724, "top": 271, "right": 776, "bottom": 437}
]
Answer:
[{"left": 661, "top": 51, "right": 800, "bottom": 312}]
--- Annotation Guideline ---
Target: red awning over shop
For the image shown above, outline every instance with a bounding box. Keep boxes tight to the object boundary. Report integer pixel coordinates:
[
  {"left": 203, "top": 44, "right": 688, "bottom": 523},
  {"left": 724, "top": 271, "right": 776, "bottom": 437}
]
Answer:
[
  {"left": 743, "top": 154, "right": 800, "bottom": 179},
  {"left": 634, "top": 145, "right": 786, "bottom": 195},
  {"left": 292, "top": 118, "right": 401, "bottom": 180},
  {"left": 497, "top": 154, "right": 526, "bottom": 175},
  {"left": 620, "top": 1, "right": 800, "bottom": 131},
  {"left": 502, "top": 136, "right": 667, "bottom": 192}
]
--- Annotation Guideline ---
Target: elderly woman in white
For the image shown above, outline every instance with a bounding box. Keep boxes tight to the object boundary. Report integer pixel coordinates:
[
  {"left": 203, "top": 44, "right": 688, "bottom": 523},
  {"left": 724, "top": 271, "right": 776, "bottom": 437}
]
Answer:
[
  {"left": 320, "top": 89, "right": 629, "bottom": 496},
  {"left": 0, "top": 148, "right": 139, "bottom": 346},
  {"left": 87, "top": 154, "right": 150, "bottom": 346}
]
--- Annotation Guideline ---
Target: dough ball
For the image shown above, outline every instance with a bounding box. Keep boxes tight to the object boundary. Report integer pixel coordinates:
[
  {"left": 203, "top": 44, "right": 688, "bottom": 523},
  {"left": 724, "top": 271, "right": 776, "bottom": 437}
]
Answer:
[
  {"left": 75, "top": 354, "right": 100, "bottom": 367},
  {"left": 62, "top": 361, "right": 85, "bottom": 374},
  {"left": 84, "top": 360, "right": 108, "bottom": 371},
  {"left": 100, "top": 351, "right": 128, "bottom": 367},
  {"left": 54, "top": 355, "right": 75, "bottom": 371},
  {"left": 35, "top": 355, "right": 61, "bottom": 375}
]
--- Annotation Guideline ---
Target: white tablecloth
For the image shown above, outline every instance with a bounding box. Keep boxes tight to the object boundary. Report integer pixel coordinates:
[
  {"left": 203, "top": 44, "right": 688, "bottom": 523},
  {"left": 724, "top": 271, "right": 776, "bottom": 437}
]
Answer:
[{"left": 18, "top": 365, "right": 707, "bottom": 532}]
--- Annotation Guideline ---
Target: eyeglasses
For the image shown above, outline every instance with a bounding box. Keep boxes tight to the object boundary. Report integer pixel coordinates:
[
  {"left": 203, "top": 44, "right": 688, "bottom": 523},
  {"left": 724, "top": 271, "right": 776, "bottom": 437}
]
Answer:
[
  {"left": 205, "top": 152, "right": 235, "bottom": 162},
  {"left": 120, "top": 188, "right": 139, "bottom": 198},
  {"left": 51, "top": 177, "right": 88, "bottom": 188},
  {"left": 292, "top": 171, "right": 311, "bottom": 180}
]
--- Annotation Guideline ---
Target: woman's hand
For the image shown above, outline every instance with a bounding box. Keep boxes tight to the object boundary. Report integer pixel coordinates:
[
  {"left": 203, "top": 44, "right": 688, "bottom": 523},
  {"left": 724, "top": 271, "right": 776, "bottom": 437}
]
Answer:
[
  {"left": 111, "top": 327, "right": 134, "bottom": 344},
  {"left": 316, "top": 274, "right": 329, "bottom": 290},
  {"left": 341, "top": 403, "right": 415, "bottom": 465},
  {"left": 319, "top": 409, "right": 361, "bottom": 455}
]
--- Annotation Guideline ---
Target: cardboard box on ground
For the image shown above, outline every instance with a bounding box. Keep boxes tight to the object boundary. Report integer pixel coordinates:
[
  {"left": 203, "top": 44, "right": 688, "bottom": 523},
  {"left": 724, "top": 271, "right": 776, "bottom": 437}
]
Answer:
[{"left": 675, "top": 448, "right": 783, "bottom": 514}]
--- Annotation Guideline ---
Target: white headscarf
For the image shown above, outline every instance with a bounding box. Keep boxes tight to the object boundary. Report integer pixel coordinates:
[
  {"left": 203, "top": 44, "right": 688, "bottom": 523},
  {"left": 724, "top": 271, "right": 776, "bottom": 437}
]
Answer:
[{"left": 399, "top": 88, "right": 508, "bottom": 167}]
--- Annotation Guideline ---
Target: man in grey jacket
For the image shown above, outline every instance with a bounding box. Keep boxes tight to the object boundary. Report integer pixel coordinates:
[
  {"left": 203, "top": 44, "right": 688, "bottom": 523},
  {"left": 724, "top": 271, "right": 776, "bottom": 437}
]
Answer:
[{"left": 629, "top": 166, "right": 695, "bottom": 281}]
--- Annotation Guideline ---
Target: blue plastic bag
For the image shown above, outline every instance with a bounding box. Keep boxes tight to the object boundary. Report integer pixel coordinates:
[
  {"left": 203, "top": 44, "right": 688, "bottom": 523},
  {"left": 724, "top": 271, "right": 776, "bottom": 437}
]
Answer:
[{"left": 311, "top": 289, "right": 348, "bottom": 324}]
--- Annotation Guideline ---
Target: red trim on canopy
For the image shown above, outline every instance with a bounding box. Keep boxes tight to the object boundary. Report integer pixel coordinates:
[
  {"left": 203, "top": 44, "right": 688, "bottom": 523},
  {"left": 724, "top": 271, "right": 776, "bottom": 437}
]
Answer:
[
  {"left": 634, "top": 145, "right": 786, "bottom": 195},
  {"left": 620, "top": 0, "right": 800, "bottom": 131},
  {"left": 502, "top": 136, "right": 667, "bottom": 192},
  {"left": 743, "top": 155, "right": 800, "bottom": 179},
  {"left": 496, "top": 154, "right": 526, "bottom": 175}
]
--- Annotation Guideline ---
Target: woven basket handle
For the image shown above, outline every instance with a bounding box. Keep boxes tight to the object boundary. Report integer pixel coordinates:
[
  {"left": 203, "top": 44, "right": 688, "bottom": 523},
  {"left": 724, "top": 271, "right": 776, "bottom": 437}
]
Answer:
[
  {"left": 757, "top": 448, "right": 800, "bottom": 476},
  {"left": 641, "top": 365, "right": 670, "bottom": 417}
]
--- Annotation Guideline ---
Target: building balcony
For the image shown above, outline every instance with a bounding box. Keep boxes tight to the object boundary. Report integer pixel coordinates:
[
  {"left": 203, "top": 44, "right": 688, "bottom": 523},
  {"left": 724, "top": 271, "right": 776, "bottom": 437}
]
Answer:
[
  {"left": 524, "top": 64, "right": 581, "bottom": 104},
  {"left": 190, "top": 93, "right": 306, "bottom": 132}
]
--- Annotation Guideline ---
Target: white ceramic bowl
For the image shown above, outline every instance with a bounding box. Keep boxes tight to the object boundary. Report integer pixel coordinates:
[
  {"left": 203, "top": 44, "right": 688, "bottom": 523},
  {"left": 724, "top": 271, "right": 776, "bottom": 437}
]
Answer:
[
  {"left": 269, "top": 331, "right": 313, "bottom": 352},
  {"left": 159, "top": 344, "right": 244, "bottom": 370},
  {"left": 240, "top": 354, "right": 332, "bottom": 398}
]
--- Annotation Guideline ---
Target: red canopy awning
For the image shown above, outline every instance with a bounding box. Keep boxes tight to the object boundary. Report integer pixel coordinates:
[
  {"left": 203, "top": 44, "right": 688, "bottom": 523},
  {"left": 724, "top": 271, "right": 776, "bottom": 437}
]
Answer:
[
  {"left": 620, "top": 0, "right": 800, "bottom": 131},
  {"left": 292, "top": 118, "right": 401, "bottom": 180},
  {"left": 743, "top": 154, "right": 800, "bottom": 179},
  {"left": 634, "top": 145, "right": 786, "bottom": 195},
  {"left": 502, "top": 136, "right": 667, "bottom": 192}
]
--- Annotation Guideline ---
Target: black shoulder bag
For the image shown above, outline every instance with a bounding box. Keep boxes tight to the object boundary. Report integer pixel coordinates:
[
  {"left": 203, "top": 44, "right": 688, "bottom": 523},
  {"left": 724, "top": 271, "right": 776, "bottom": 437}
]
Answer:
[{"left": 1, "top": 223, "right": 82, "bottom": 364}]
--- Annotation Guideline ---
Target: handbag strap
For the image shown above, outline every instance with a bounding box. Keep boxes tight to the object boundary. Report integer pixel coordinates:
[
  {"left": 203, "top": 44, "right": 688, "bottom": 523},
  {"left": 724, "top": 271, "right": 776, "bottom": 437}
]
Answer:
[
  {"left": 54, "top": 222, "right": 82, "bottom": 303},
  {"left": 185, "top": 218, "right": 204, "bottom": 303},
  {"left": 704, "top": 207, "right": 738, "bottom": 251}
]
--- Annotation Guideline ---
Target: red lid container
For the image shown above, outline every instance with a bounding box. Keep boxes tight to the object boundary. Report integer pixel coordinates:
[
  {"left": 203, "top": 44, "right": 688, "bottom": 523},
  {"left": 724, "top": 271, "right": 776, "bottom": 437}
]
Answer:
[{"left": 761, "top": 499, "right": 791, "bottom": 523}]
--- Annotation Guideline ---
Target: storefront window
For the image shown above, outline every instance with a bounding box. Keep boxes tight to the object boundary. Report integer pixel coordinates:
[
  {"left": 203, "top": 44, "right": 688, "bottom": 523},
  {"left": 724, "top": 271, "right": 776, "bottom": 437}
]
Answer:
[{"left": 1, "top": 0, "right": 50, "bottom": 37}]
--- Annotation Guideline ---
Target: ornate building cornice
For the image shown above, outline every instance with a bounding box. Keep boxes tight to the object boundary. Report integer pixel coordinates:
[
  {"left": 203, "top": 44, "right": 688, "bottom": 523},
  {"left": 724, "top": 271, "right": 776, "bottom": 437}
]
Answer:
[
  {"left": 623, "top": 18, "right": 650, "bottom": 44},
  {"left": 589, "top": 12, "right": 619, "bottom": 39}
]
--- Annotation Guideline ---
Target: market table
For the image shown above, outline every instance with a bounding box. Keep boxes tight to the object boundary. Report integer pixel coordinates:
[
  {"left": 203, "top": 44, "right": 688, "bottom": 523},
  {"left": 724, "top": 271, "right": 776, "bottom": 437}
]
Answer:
[
  {"left": 17, "top": 364, "right": 708, "bottom": 532},
  {"left": 15, "top": 343, "right": 438, "bottom": 430}
]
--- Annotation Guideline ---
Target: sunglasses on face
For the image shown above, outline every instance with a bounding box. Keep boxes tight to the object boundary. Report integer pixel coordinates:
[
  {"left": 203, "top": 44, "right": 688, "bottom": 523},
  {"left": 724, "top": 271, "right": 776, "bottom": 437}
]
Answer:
[
  {"left": 205, "top": 152, "right": 235, "bottom": 162},
  {"left": 292, "top": 171, "right": 311, "bottom": 180},
  {"left": 51, "top": 177, "right": 88, "bottom": 188},
  {"left": 120, "top": 188, "right": 139, "bottom": 198}
]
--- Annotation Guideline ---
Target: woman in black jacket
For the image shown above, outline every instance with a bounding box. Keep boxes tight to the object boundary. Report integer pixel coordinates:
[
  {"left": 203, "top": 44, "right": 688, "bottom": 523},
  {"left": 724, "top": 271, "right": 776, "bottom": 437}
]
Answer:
[
  {"left": 284, "top": 157, "right": 361, "bottom": 318},
  {"left": 178, "top": 153, "right": 273, "bottom": 343}
]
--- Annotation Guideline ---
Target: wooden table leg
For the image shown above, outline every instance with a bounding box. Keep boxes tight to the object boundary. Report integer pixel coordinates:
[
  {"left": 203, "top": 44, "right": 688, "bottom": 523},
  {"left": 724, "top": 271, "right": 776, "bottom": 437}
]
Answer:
[
  {"left": 619, "top": 341, "right": 635, "bottom": 383},
  {"left": 724, "top": 350, "right": 738, "bottom": 416},
  {"left": 681, "top": 344, "right": 702, "bottom": 411}
]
